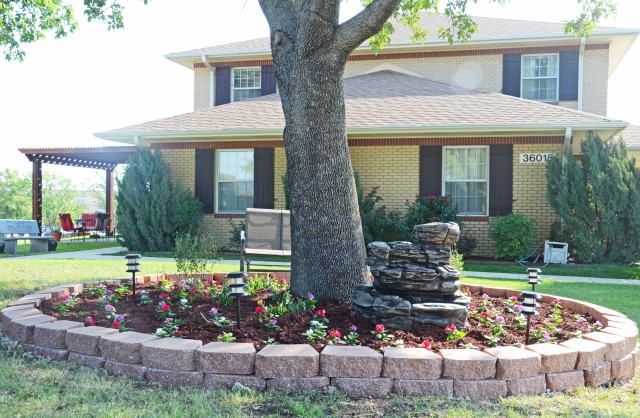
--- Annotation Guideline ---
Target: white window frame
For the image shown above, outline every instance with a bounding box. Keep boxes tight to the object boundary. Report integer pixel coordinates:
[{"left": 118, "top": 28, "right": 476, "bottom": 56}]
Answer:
[
  {"left": 442, "top": 146, "right": 490, "bottom": 216},
  {"left": 215, "top": 149, "right": 254, "bottom": 214},
  {"left": 520, "top": 53, "right": 559, "bottom": 102},
  {"left": 231, "top": 67, "right": 261, "bottom": 103}
]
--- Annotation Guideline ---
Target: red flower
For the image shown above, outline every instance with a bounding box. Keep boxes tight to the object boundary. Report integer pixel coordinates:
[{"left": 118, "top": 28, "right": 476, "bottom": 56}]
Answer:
[
  {"left": 469, "top": 305, "right": 476, "bottom": 311},
  {"left": 255, "top": 306, "right": 266, "bottom": 315},
  {"left": 375, "top": 324, "right": 385, "bottom": 333},
  {"left": 480, "top": 312, "right": 491, "bottom": 318},
  {"left": 431, "top": 217, "right": 437, "bottom": 222},
  {"left": 279, "top": 279, "right": 287, "bottom": 284},
  {"left": 444, "top": 198, "right": 449, "bottom": 202},
  {"left": 86, "top": 317, "right": 95, "bottom": 326},
  {"left": 162, "top": 304, "right": 171, "bottom": 312},
  {"left": 553, "top": 298, "right": 561, "bottom": 304},
  {"left": 328, "top": 330, "right": 342, "bottom": 339},
  {"left": 158, "top": 280, "right": 163, "bottom": 287},
  {"left": 429, "top": 195, "right": 435, "bottom": 199},
  {"left": 315, "top": 309, "right": 326, "bottom": 318},
  {"left": 421, "top": 340, "right": 431, "bottom": 349},
  {"left": 447, "top": 324, "right": 457, "bottom": 332},
  {"left": 159, "top": 292, "right": 168, "bottom": 299},
  {"left": 112, "top": 320, "right": 121, "bottom": 329},
  {"left": 381, "top": 211, "right": 385, "bottom": 215},
  {"left": 445, "top": 325, "right": 450, "bottom": 333},
  {"left": 190, "top": 287, "right": 197, "bottom": 292}
]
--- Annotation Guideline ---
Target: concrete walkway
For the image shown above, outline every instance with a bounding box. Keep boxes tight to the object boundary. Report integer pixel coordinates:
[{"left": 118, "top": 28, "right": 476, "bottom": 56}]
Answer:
[{"left": 13, "top": 247, "right": 639, "bottom": 285}]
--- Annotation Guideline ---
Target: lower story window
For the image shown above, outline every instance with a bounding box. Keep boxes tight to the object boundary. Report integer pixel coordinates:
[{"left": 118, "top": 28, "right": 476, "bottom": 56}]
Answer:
[
  {"left": 217, "top": 150, "right": 254, "bottom": 213},
  {"left": 443, "top": 146, "right": 488, "bottom": 216}
]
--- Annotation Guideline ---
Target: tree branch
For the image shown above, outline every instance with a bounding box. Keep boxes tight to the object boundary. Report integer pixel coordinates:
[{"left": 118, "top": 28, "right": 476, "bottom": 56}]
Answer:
[{"left": 333, "top": 0, "right": 402, "bottom": 56}]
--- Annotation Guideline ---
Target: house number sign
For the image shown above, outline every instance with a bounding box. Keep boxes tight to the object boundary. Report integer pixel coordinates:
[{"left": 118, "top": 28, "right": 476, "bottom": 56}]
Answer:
[{"left": 519, "top": 153, "right": 555, "bottom": 164}]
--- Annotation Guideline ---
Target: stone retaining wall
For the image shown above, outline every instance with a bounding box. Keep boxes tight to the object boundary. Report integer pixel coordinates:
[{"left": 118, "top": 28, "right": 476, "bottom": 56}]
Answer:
[{"left": 1, "top": 278, "right": 638, "bottom": 400}]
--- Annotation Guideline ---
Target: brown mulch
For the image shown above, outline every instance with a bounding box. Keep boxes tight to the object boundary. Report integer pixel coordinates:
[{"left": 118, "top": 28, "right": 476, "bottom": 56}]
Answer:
[{"left": 40, "top": 282, "right": 595, "bottom": 352}]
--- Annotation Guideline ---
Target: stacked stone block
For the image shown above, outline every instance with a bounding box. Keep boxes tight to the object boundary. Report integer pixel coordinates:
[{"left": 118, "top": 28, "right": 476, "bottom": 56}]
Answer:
[{"left": 351, "top": 222, "right": 469, "bottom": 330}]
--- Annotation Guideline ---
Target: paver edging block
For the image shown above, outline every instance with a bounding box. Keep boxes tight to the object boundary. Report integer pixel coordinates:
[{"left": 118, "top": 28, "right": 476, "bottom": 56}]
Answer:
[
  {"left": 8, "top": 314, "right": 57, "bottom": 343},
  {"left": 483, "top": 346, "right": 541, "bottom": 380},
  {"left": 99, "top": 331, "right": 159, "bottom": 364},
  {"left": 321, "top": 345, "right": 382, "bottom": 378},
  {"left": 5, "top": 284, "right": 638, "bottom": 398},
  {"left": 195, "top": 342, "right": 256, "bottom": 375},
  {"left": 34, "top": 320, "right": 84, "bottom": 349}
]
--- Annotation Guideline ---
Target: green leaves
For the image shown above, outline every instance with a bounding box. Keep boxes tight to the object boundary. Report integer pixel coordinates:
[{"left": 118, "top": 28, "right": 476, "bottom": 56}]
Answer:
[{"left": 564, "top": 0, "right": 617, "bottom": 38}]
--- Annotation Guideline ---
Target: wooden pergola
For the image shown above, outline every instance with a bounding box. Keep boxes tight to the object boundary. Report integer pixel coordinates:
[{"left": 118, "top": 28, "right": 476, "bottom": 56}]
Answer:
[{"left": 19, "top": 146, "right": 138, "bottom": 235}]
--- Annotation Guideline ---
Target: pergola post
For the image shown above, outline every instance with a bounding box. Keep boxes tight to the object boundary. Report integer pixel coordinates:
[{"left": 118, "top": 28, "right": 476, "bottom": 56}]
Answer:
[
  {"left": 106, "top": 168, "right": 115, "bottom": 236},
  {"left": 32, "top": 158, "right": 43, "bottom": 233}
]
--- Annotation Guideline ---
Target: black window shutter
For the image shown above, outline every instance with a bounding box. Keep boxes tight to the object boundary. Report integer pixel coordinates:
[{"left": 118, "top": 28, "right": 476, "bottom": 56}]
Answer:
[
  {"left": 559, "top": 51, "right": 579, "bottom": 101},
  {"left": 261, "top": 65, "right": 277, "bottom": 96},
  {"left": 195, "top": 149, "right": 215, "bottom": 214},
  {"left": 419, "top": 146, "right": 442, "bottom": 198},
  {"left": 489, "top": 145, "right": 513, "bottom": 217},
  {"left": 214, "top": 67, "right": 231, "bottom": 106},
  {"left": 253, "top": 148, "right": 274, "bottom": 209},
  {"left": 502, "top": 54, "right": 522, "bottom": 97}
]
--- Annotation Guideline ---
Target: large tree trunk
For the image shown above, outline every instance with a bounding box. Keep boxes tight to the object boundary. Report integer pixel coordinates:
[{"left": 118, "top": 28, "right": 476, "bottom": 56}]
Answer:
[{"left": 259, "top": 0, "right": 402, "bottom": 302}]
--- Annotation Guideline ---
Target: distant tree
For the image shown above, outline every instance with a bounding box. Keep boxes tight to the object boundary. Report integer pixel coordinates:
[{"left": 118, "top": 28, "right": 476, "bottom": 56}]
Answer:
[
  {"left": 546, "top": 132, "right": 640, "bottom": 263},
  {"left": 0, "top": 169, "right": 31, "bottom": 220},
  {"left": 42, "top": 172, "right": 83, "bottom": 229},
  {"left": 116, "top": 149, "right": 203, "bottom": 251}
]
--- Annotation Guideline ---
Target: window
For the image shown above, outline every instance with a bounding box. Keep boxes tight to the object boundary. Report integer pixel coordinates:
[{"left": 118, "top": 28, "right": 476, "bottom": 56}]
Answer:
[
  {"left": 443, "top": 147, "right": 488, "bottom": 216},
  {"left": 217, "top": 150, "right": 254, "bottom": 213},
  {"left": 521, "top": 54, "right": 559, "bottom": 102},
  {"left": 232, "top": 67, "right": 261, "bottom": 102}
]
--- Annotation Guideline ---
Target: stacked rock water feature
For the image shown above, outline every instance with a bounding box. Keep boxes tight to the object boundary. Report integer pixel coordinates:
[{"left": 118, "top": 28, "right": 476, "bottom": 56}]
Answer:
[{"left": 351, "top": 222, "right": 470, "bottom": 330}]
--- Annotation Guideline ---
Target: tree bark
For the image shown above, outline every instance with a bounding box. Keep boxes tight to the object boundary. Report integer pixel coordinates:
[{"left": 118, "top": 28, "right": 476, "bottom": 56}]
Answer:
[{"left": 258, "top": 0, "right": 402, "bottom": 302}]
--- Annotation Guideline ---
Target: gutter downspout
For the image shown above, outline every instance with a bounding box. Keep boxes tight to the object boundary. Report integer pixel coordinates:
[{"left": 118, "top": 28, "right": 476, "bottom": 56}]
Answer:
[
  {"left": 563, "top": 127, "right": 573, "bottom": 161},
  {"left": 202, "top": 55, "right": 214, "bottom": 108},
  {"left": 577, "top": 38, "right": 586, "bottom": 111}
]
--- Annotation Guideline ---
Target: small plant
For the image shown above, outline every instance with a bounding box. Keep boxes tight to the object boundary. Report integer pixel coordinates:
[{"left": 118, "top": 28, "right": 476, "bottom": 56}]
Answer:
[
  {"left": 532, "top": 324, "right": 555, "bottom": 343},
  {"left": 490, "top": 316, "right": 508, "bottom": 337},
  {"left": 114, "top": 282, "right": 130, "bottom": 297},
  {"left": 157, "top": 277, "right": 173, "bottom": 293},
  {"left": 209, "top": 280, "right": 234, "bottom": 307},
  {"left": 266, "top": 319, "right": 280, "bottom": 331},
  {"left": 404, "top": 195, "right": 460, "bottom": 235},
  {"left": 174, "top": 232, "right": 218, "bottom": 276},
  {"left": 593, "top": 320, "right": 604, "bottom": 331},
  {"left": 219, "top": 332, "right": 236, "bottom": 343},
  {"left": 86, "top": 316, "right": 96, "bottom": 326},
  {"left": 390, "top": 339, "right": 404, "bottom": 348},
  {"left": 155, "top": 318, "right": 184, "bottom": 338},
  {"left": 98, "top": 288, "right": 120, "bottom": 307},
  {"left": 303, "top": 310, "right": 329, "bottom": 343},
  {"left": 359, "top": 186, "right": 407, "bottom": 244},
  {"left": 112, "top": 315, "right": 127, "bottom": 332},
  {"left": 139, "top": 291, "right": 153, "bottom": 305},
  {"left": 326, "top": 329, "right": 343, "bottom": 345},
  {"left": 478, "top": 311, "right": 493, "bottom": 326},
  {"left": 207, "top": 307, "right": 231, "bottom": 328},
  {"left": 484, "top": 334, "right": 500, "bottom": 347},
  {"left": 344, "top": 325, "right": 359, "bottom": 346},
  {"left": 489, "top": 213, "right": 536, "bottom": 260},
  {"left": 85, "top": 282, "right": 107, "bottom": 298},
  {"left": 371, "top": 324, "right": 392, "bottom": 342},
  {"left": 549, "top": 298, "right": 564, "bottom": 323},
  {"left": 156, "top": 301, "right": 174, "bottom": 320},
  {"left": 445, "top": 324, "right": 466, "bottom": 342},
  {"left": 421, "top": 340, "right": 432, "bottom": 350},
  {"left": 226, "top": 219, "right": 245, "bottom": 250},
  {"left": 104, "top": 304, "right": 117, "bottom": 320},
  {"left": 53, "top": 293, "right": 79, "bottom": 315}
]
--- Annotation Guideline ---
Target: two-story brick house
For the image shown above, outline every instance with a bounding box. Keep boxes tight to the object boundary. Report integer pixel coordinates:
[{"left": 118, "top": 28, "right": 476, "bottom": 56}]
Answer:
[{"left": 96, "top": 14, "right": 639, "bottom": 257}]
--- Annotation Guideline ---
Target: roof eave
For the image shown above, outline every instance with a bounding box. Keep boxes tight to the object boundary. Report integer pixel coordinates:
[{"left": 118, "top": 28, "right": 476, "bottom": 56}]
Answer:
[{"left": 96, "top": 122, "right": 629, "bottom": 143}]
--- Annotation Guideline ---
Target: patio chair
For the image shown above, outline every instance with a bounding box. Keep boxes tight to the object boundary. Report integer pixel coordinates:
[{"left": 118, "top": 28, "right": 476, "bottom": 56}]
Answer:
[{"left": 59, "top": 213, "right": 84, "bottom": 241}]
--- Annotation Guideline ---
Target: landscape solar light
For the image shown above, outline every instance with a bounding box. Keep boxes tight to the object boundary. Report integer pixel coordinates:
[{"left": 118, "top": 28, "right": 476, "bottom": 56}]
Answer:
[
  {"left": 226, "top": 272, "right": 248, "bottom": 329},
  {"left": 520, "top": 291, "right": 540, "bottom": 345},
  {"left": 527, "top": 268, "right": 542, "bottom": 291},
  {"left": 125, "top": 254, "right": 141, "bottom": 300}
]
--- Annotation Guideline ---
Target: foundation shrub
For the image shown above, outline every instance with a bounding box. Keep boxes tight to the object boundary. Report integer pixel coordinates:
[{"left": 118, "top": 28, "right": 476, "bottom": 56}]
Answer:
[{"left": 489, "top": 213, "right": 536, "bottom": 260}]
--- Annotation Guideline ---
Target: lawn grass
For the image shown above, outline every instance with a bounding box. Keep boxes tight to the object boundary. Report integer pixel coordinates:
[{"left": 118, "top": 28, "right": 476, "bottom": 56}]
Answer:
[
  {"left": 0, "top": 260, "right": 638, "bottom": 417},
  {"left": 465, "top": 261, "right": 640, "bottom": 280},
  {"left": 110, "top": 250, "right": 292, "bottom": 264},
  {"left": 0, "top": 240, "right": 120, "bottom": 259}
]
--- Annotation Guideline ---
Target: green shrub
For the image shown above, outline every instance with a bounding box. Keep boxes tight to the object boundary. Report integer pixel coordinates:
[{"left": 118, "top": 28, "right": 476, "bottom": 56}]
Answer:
[
  {"left": 404, "top": 195, "right": 460, "bottom": 236},
  {"left": 489, "top": 213, "right": 536, "bottom": 260},
  {"left": 226, "top": 219, "right": 245, "bottom": 251},
  {"left": 174, "top": 232, "right": 219, "bottom": 276},
  {"left": 359, "top": 186, "right": 408, "bottom": 244},
  {"left": 450, "top": 248, "right": 465, "bottom": 277},
  {"left": 455, "top": 234, "right": 477, "bottom": 259}
]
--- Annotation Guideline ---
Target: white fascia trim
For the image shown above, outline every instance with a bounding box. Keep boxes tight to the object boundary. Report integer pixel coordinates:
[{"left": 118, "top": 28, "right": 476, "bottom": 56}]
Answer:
[
  {"left": 164, "top": 29, "right": 640, "bottom": 61},
  {"left": 95, "top": 122, "right": 629, "bottom": 143}
]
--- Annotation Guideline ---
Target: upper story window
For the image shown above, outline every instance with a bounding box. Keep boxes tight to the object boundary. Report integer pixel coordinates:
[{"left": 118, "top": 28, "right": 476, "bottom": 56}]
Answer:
[
  {"left": 217, "top": 150, "right": 254, "bottom": 213},
  {"left": 443, "top": 146, "right": 489, "bottom": 216},
  {"left": 521, "top": 54, "right": 559, "bottom": 102},
  {"left": 232, "top": 67, "right": 261, "bottom": 102}
]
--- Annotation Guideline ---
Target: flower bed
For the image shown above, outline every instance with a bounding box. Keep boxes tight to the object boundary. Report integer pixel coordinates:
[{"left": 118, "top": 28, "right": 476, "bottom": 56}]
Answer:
[
  {"left": 37, "top": 275, "right": 599, "bottom": 351},
  {"left": 1, "top": 274, "right": 638, "bottom": 400}
]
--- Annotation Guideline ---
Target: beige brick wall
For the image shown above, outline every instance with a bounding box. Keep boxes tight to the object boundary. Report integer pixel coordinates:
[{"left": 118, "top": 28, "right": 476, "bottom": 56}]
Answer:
[
  {"left": 161, "top": 149, "right": 196, "bottom": 192},
  {"left": 629, "top": 150, "right": 640, "bottom": 168},
  {"left": 274, "top": 147, "right": 287, "bottom": 209},
  {"left": 345, "top": 55, "right": 503, "bottom": 93},
  {"left": 194, "top": 68, "right": 210, "bottom": 111},
  {"left": 350, "top": 146, "right": 420, "bottom": 212},
  {"left": 582, "top": 49, "right": 608, "bottom": 116}
]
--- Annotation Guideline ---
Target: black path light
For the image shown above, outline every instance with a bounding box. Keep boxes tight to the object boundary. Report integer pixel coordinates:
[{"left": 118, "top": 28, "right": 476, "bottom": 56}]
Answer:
[
  {"left": 226, "top": 272, "right": 248, "bottom": 329},
  {"left": 520, "top": 291, "right": 541, "bottom": 345},
  {"left": 125, "top": 254, "right": 141, "bottom": 300},
  {"left": 527, "top": 268, "right": 542, "bottom": 292}
]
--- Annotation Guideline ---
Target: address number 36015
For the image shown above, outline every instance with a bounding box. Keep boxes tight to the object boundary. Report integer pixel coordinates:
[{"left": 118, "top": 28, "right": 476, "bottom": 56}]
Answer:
[{"left": 519, "top": 153, "right": 555, "bottom": 164}]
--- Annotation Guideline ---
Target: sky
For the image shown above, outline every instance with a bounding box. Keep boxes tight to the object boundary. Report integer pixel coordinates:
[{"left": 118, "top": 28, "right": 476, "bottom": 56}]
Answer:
[{"left": 0, "top": 0, "right": 638, "bottom": 187}]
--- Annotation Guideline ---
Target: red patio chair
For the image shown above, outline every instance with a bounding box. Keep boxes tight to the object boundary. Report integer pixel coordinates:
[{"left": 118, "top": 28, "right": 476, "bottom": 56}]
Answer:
[
  {"left": 81, "top": 213, "right": 97, "bottom": 230},
  {"left": 59, "top": 213, "right": 84, "bottom": 241}
]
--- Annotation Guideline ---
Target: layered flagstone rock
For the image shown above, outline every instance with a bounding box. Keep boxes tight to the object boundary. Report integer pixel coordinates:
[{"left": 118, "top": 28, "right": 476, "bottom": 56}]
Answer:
[{"left": 352, "top": 223, "right": 468, "bottom": 330}]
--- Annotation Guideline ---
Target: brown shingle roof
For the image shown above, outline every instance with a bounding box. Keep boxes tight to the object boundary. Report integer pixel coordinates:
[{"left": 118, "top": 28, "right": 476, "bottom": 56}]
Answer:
[
  {"left": 97, "top": 71, "right": 625, "bottom": 140},
  {"left": 169, "top": 13, "right": 618, "bottom": 57},
  {"left": 614, "top": 124, "right": 640, "bottom": 149}
]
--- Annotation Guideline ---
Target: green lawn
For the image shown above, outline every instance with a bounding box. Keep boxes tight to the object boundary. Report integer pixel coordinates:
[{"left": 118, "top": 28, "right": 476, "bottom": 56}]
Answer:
[
  {"left": 0, "top": 260, "right": 638, "bottom": 417},
  {"left": 0, "top": 240, "right": 120, "bottom": 259},
  {"left": 110, "top": 250, "right": 292, "bottom": 264},
  {"left": 465, "top": 261, "right": 640, "bottom": 280}
]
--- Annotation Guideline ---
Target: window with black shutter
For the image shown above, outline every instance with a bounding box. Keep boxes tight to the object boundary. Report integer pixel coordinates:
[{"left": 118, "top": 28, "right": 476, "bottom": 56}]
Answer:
[
  {"left": 214, "top": 67, "right": 231, "bottom": 106},
  {"left": 502, "top": 54, "right": 522, "bottom": 98},
  {"left": 489, "top": 144, "right": 513, "bottom": 216},
  {"left": 419, "top": 145, "right": 442, "bottom": 198},
  {"left": 253, "top": 148, "right": 274, "bottom": 209},
  {"left": 195, "top": 149, "right": 215, "bottom": 214}
]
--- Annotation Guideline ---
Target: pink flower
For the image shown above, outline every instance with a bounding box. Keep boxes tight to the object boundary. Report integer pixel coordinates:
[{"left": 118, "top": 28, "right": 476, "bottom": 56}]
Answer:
[
  {"left": 112, "top": 320, "right": 121, "bottom": 330},
  {"left": 159, "top": 292, "right": 168, "bottom": 299},
  {"left": 444, "top": 197, "right": 449, "bottom": 202},
  {"left": 448, "top": 324, "right": 457, "bottom": 331},
  {"left": 510, "top": 296, "right": 518, "bottom": 302},
  {"left": 255, "top": 306, "right": 266, "bottom": 315},
  {"left": 86, "top": 317, "right": 95, "bottom": 326},
  {"left": 431, "top": 217, "right": 437, "bottom": 222},
  {"left": 315, "top": 309, "right": 326, "bottom": 318},
  {"left": 190, "top": 287, "right": 197, "bottom": 292},
  {"left": 104, "top": 304, "right": 115, "bottom": 311},
  {"left": 421, "top": 340, "right": 431, "bottom": 349},
  {"left": 328, "top": 330, "right": 342, "bottom": 339},
  {"left": 553, "top": 298, "right": 561, "bottom": 304},
  {"left": 350, "top": 325, "right": 358, "bottom": 332},
  {"left": 162, "top": 304, "right": 171, "bottom": 312},
  {"left": 482, "top": 294, "right": 489, "bottom": 299},
  {"left": 496, "top": 316, "right": 505, "bottom": 323},
  {"left": 375, "top": 324, "right": 385, "bottom": 333}
]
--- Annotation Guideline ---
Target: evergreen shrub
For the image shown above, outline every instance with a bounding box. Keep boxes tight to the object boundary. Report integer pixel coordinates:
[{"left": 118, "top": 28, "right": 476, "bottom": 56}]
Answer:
[{"left": 489, "top": 213, "right": 536, "bottom": 260}]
